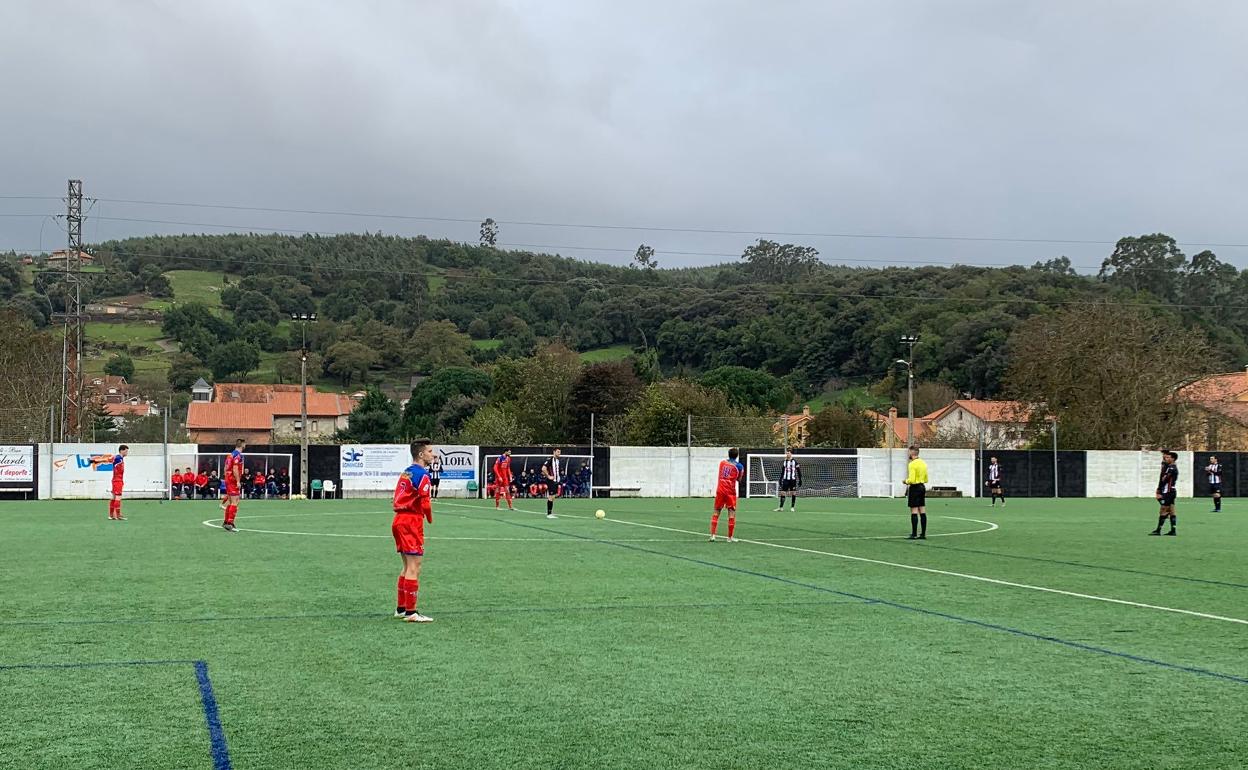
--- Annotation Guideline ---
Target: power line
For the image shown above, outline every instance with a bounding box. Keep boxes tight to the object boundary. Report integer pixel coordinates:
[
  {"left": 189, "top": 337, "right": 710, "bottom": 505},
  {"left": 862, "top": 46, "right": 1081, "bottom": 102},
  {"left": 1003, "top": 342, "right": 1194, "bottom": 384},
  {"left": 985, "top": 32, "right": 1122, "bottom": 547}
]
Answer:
[{"left": 43, "top": 194, "right": 1248, "bottom": 249}]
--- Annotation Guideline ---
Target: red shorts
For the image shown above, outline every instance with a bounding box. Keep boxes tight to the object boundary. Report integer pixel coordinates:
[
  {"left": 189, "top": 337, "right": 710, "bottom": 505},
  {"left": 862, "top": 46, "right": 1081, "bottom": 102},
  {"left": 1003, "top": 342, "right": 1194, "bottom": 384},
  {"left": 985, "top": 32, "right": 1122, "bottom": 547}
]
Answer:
[
  {"left": 225, "top": 483, "right": 240, "bottom": 498},
  {"left": 392, "top": 512, "right": 426, "bottom": 556},
  {"left": 111, "top": 481, "right": 123, "bottom": 497},
  {"left": 714, "top": 491, "right": 737, "bottom": 511}
]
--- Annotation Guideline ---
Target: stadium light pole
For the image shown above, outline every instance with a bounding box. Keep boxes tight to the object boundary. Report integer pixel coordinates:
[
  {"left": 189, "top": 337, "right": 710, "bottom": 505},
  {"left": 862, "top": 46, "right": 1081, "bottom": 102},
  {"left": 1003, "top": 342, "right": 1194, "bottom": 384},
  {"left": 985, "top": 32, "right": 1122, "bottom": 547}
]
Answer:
[
  {"left": 899, "top": 334, "right": 919, "bottom": 446},
  {"left": 292, "top": 312, "right": 317, "bottom": 499}
]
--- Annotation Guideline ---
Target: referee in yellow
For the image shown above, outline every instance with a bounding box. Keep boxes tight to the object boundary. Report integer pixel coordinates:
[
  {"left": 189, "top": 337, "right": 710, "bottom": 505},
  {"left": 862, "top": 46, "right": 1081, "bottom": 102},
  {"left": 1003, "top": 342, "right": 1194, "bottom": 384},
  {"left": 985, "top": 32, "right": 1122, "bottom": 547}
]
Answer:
[{"left": 904, "top": 446, "right": 929, "bottom": 540}]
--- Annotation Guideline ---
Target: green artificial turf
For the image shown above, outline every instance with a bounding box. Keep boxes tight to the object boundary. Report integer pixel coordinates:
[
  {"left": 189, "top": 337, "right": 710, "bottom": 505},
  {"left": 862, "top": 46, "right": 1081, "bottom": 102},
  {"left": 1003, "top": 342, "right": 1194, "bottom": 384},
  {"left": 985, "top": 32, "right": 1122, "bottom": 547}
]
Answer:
[{"left": 2, "top": 496, "right": 1246, "bottom": 769}]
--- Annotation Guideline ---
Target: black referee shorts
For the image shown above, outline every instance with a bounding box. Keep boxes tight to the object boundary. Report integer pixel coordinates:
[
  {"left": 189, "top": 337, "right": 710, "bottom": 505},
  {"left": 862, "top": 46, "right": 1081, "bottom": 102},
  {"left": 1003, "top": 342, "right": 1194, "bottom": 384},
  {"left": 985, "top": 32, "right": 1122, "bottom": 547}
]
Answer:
[{"left": 907, "top": 483, "right": 926, "bottom": 509}]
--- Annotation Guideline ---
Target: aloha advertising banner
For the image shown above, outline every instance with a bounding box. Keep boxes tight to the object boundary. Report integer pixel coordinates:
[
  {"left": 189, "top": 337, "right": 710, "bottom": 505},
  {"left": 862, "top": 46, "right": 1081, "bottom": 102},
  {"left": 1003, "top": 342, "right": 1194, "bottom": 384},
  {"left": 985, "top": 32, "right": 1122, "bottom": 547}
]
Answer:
[
  {"left": 0, "top": 445, "right": 35, "bottom": 486},
  {"left": 340, "top": 444, "right": 478, "bottom": 494}
]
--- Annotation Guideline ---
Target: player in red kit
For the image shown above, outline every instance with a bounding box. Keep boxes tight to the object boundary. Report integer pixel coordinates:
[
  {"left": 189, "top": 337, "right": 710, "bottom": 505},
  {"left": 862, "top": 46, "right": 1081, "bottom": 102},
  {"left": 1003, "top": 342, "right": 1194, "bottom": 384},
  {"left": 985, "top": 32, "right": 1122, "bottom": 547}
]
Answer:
[
  {"left": 100, "top": 445, "right": 128, "bottom": 520},
  {"left": 392, "top": 439, "right": 435, "bottom": 623},
  {"left": 709, "top": 448, "right": 744, "bottom": 542},
  {"left": 222, "top": 439, "right": 246, "bottom": 532},
  {"left": 493, "top": 449, "right": 514, "bottom": 510}
]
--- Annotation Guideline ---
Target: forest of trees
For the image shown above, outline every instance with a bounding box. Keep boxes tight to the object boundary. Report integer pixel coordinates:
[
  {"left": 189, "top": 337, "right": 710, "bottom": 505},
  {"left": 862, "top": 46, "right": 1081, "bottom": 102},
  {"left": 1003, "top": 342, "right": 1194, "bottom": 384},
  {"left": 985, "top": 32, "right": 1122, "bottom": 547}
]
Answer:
[{"left": 1, "top": 231, "right": 1239, "bottom": 448}]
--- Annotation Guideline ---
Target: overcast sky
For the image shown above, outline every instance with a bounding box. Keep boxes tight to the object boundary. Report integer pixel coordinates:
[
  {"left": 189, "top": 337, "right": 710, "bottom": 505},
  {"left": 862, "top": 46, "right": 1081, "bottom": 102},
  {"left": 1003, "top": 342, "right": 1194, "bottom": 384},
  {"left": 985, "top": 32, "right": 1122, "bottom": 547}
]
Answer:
[{"left": 3, "top": 0, "right": 1248, "bottom": 272}]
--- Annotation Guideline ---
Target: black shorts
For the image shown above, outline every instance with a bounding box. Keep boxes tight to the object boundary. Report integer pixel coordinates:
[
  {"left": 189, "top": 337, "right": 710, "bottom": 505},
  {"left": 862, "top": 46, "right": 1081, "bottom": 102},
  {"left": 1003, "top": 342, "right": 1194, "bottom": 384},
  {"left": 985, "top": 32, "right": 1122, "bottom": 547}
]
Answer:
[
  {"left": 1209, "top": 484, "right": 1222, "bottom": 495},
  {"left": 430, "top": 477, "right": 440, "bottom": 487},
  {"left": 779, "top": 479, "right": 798, "bottom": 492},
  {"left": 1159, "top": 492, "right": 1176, "bottom": 507},
  {"left": 907, "top": 483, "right": 926, "bottom": 509}
]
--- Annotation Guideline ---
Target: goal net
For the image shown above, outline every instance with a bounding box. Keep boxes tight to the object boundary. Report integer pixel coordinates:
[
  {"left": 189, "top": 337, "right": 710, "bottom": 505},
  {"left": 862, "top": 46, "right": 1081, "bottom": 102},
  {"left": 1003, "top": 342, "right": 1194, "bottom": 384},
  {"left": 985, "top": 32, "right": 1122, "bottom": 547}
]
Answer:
[
  {"left": 188, "top": 452, "right": 294, "bottom": 500},
  {"left": 482, "top": 454, "right": 593, "bottom": 499},
  {"left": 747, "top": 454, "right": 859, "bottom": 498}
]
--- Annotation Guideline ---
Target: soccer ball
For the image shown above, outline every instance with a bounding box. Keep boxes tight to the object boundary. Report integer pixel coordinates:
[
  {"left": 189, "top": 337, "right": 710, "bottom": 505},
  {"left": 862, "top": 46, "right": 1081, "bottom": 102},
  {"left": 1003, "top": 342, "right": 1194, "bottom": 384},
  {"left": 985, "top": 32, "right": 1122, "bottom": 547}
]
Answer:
[{"left": 595, "top": 509, "right": 606, "bottom": 519}]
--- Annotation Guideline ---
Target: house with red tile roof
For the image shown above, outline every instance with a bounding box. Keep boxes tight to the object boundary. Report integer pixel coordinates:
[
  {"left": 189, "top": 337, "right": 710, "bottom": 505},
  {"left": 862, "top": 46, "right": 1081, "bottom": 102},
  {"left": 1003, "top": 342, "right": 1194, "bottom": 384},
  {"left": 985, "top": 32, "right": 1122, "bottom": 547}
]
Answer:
[
  {"left": 866, "top": 406, "right": 937, "bottom": 447},
  {"left": 185, "top": 381, "right": 352, "bottom": 443},
  {"left": 1175, "top": 371, "right": 1248, "bottom": 449},
  {"left": 927, "top": 399, "right": 1033, "bottom": 448}
]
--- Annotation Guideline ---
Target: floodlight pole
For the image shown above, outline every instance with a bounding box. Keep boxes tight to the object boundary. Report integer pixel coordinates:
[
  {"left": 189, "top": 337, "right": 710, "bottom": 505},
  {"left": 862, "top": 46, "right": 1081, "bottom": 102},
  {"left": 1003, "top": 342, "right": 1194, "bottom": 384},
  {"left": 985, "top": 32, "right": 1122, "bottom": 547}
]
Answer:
[
  {"left": 897, "top": 334, "right": 919, "bottom": 448},
  {"left": 293, "top": 312, "right": 316, "bottom": 499}
]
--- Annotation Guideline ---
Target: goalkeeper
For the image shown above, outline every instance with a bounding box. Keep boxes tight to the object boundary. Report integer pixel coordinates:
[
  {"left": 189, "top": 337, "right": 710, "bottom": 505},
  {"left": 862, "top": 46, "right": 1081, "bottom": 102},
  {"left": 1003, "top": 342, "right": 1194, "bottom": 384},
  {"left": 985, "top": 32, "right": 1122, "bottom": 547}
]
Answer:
[{"left": 774, "top": 450, "right": 802, "bottom": 511}]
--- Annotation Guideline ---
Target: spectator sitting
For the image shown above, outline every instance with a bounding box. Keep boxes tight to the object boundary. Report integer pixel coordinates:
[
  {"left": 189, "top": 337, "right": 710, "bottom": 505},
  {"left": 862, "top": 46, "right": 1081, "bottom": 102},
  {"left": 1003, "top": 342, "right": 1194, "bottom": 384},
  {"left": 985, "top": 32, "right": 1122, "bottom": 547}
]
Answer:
[
  {"left": 276, "top": 468, "right": 291, "bottom": 498},
  {"left": 205, "top": 470, "right": 220, "bottom": 500},
  {"left": 196, "top": 469, "right": 209, "bottom": 499},
  {"left": 170, "top": 469, "right": 184, "bottom": 500},
  {"left": 266, "top": 473, "right": 279, "bottom": 498},
  {"left": 253, "top": 470, "right": 267, "bottom": 499}
]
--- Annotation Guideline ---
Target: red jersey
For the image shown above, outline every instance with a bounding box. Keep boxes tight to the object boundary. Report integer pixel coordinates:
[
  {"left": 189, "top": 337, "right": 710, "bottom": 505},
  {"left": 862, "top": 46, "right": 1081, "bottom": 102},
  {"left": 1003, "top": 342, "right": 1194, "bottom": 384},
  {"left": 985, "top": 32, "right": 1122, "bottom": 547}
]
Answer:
[
  {"left": 716, "top": 459, "right": 743, "bottom": 497},
  {"left": 494, "top": 456, "right": 512, "bottom": 484},
  {"left": 225, "top": 450, "right": 244, "bottom": 484},
  {"left": 254, "top": 474, "right": 266, "bottom": 486},
  {"left": 196, "top": 473, "right": 208, "bottom": 487},
  {"left": 172, "top": 473, "right": 183, "bottom": 485},
  {"left": 393, "top": 463, "right": 433, "bottom": 522},
  {"left": 110, "top": 455, "right": 125, "bottom": 485}
]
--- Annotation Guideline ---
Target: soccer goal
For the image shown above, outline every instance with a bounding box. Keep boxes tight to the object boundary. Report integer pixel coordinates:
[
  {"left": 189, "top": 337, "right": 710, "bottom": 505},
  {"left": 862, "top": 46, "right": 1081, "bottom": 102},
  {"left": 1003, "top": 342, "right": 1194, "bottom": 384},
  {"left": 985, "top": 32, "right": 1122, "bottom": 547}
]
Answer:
[
  {"left": 482, "top": 454, "right": 594, "bottom": 499},
  {"left": 187, "top": 451, "right": 294, "bottom": 500},
  {"left": 746, "top": 454, "right": 859, "bottom": 498}
]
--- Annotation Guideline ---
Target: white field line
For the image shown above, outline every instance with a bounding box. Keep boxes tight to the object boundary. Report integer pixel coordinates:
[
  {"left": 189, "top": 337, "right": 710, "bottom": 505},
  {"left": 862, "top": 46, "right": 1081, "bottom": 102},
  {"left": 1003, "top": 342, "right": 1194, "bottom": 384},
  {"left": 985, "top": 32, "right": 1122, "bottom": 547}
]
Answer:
[
  {"left": 439, "top": 502, "right": 1248, "bottom": 628},
  {"left": 199, "top": 518, "right": 697, "bottom": 542}
]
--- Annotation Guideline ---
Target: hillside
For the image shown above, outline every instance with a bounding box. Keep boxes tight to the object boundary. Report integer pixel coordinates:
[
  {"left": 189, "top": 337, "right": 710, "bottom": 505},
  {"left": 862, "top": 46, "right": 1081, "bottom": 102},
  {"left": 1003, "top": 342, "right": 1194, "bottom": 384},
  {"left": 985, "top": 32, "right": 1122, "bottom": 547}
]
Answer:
[{"left": 4, "top": 232, "right": 1245, "bottom": 405}]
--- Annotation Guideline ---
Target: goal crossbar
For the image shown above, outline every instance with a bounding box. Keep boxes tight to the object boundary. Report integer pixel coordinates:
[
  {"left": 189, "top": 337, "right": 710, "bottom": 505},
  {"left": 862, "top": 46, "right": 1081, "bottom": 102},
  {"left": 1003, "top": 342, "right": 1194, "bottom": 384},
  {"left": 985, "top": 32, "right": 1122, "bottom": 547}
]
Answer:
[{"left": 746, "top": 453, "right": 859, "bottom": 498}]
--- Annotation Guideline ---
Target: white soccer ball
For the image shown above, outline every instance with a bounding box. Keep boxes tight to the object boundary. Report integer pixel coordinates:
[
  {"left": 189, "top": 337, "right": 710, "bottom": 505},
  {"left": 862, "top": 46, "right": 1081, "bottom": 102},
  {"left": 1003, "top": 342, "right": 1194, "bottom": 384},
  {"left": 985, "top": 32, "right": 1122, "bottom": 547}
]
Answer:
[{"left": 595, "top": 509, "right": 606, "bottom": 519}]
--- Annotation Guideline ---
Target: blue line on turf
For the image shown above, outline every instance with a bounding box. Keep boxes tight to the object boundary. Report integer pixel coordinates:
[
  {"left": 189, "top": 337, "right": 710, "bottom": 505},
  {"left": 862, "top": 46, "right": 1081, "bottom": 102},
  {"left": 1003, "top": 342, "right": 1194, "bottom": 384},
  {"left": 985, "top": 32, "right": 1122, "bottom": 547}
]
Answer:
[
  {"left": 195, "top": 661, "right": 232, "bottom": 770},
  {"left": 0, "top": 658, "right": 234, "bottom": 769},
  {"left": 468, "top": 511, "right": 1248, "bottom": 687},
  {"left": 746, "top": 519, "right": 1248, "bottom": 590}
]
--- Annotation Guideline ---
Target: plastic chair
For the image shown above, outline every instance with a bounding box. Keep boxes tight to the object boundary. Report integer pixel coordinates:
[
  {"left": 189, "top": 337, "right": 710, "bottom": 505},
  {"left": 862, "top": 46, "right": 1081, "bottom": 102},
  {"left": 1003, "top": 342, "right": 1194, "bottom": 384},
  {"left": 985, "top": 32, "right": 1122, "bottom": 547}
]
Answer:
[
  {"left": 323, "top": 480, "right": 336, "bottom": 499},
  {"left": 311, "top": 479, "right": 323, "bottom": 499}
]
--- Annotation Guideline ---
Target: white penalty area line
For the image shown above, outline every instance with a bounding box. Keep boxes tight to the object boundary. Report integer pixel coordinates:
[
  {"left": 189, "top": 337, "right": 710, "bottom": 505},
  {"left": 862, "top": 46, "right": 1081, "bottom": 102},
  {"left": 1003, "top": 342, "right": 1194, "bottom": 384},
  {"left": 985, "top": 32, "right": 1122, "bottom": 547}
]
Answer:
[{"left": 441, "top": 502, "right": 1248, "bottom": 628}]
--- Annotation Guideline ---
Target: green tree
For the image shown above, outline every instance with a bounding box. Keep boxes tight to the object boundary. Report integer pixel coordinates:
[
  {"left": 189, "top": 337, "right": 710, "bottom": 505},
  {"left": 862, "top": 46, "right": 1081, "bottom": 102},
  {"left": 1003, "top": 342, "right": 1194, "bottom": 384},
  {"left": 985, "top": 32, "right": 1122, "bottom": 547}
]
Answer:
[
  {"left": 467, "top": 318, "right": 490, "bottom": 339},
  {"left": 1098, "top": 233, "right": 1185, "bottom": 300},
  {"left": 234, "top": 291, "right": 282, "bottom": 327},
  {"left": 632, "top": 244, "right": 657, "bottom": 270},
  {"left": 323, "top": 341, "right": 379, "bottom": 387},
  {"left": 412, "top": 320, "right": 474, "bottom": 371},
  {"left": 699, "top": 366, "right": 794, "bottom": 411},
  {"left": 567, "top": 360, "right": 643, "bottom": 439},
  {"left": 808, "top": 406, "right": 881, "bottom": 448},
  {"left": 208, "top": 340, "right": 261, "bottom": 380},
  {"left": 622, "top": 379, "right": 736, "bottom": 445},
  {"left": 338, "top": 387, "right": 402, "bottom": 442},
  {"left": 479, "top": 218, "right": 499, "bottom": 247},
  {"left": 741, "top": 239, "right": 820, "bottom": 281},
  {"left": 275, "top": 351, "right": 321, "bottom": 385},
  {"left": 103, "top": 353, "right": 135, "bottom": 381},
  {"left": 434, "top": 393, "right": 487, "bottom": 438},
  {"left": 515, "top": 343, "right": 582, "bottom": 442},
  {"left": 167, "top": 353, "right": 210, "bottom": 392},
  {"left": 403, "top": 366, "right": 493, "bottom": 437},
  {"left": 458, "top": 404, "right": 533, "bottom": 445}
]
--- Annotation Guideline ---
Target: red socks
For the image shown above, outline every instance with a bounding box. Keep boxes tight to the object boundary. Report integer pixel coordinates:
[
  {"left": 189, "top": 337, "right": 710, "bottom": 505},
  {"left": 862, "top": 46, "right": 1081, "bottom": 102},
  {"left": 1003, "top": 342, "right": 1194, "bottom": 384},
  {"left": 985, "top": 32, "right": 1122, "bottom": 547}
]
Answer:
[
  {"left": 710, "top": 512, "right": 720, "bottom": 536},
  {"left": 108, "top": 500, "right": 118, "bottom": 518},
  {"left": 397, "top": 577, "right": 419, "bottom": 612},
  {"left": 727, "top": 516, "right": 736, "bottom": 538},
  {"left": 224, "top": 505, "right": 237, "bottom": 525}
]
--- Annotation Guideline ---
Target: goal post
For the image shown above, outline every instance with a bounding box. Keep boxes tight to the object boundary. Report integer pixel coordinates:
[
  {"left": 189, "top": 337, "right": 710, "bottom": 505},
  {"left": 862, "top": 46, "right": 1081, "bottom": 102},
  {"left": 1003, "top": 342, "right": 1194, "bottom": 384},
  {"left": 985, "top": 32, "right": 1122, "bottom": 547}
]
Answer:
[
  {"left": 482, "top": 454, "right": 593, "bottom": 499},
  {"left": 746, "top": 453, "right": 859, "bottom": 498}
]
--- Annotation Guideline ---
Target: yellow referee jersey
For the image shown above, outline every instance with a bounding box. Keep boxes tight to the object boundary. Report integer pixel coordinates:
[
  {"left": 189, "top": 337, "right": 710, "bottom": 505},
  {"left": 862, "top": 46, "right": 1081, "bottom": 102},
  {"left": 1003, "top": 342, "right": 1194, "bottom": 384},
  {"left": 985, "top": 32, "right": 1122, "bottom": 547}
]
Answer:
[{"left": 906, "top": 458, "right": 929, "bottom": 485}]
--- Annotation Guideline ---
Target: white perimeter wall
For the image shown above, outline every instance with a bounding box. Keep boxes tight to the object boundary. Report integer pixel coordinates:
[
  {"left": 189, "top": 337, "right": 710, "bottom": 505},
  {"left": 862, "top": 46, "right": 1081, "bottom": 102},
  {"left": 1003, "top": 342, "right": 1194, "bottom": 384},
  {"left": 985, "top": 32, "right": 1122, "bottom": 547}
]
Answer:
[
  {"left": 610, "top": 447, "right": 729, "bottom": 497},
  {"left": 40, "top": 443, "right": 198, "bottom": 499},
  {"left": 858, "top": 448, "right": 976, "bottom": 498},
  {"left": 1086, "top": 451, "right": 1193, "bottom": 498}
]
